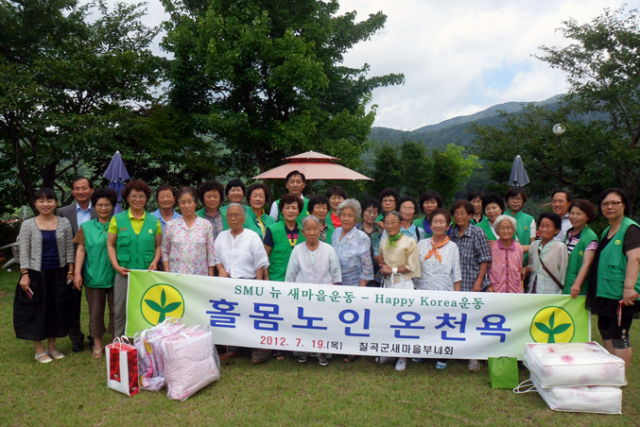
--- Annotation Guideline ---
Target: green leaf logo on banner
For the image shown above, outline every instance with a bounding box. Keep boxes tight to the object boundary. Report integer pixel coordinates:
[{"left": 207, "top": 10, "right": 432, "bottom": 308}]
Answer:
[
  {"left": 140, "top": 284, "right": 185, "bottom": 325},
  {"left": 530, "top": 307, "right": 575, "bottom": 343}
]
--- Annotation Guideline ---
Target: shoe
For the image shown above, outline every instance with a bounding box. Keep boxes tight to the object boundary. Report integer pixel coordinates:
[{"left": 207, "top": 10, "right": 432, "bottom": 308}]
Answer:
[
  {"left": 72, "top": 342, "right": 84, "bottom": 353},
  {"left": 411, "top": 358, "right": 425, "bottom": 363},
  {"left": 395, "top": 358, "right": 407, "bottom": 371},
  {"left": 92, "top": 348, "right": 103, "bottom": 359},
  {"left": 47, "top": 350, "right": 65, "bottom": 360},
  {"left": 468, "top": 359, "right": 481, "bottom": 372},
  {"left": 375, "top": 356, "right": 391, "bottom": 364},
  {"left": 343, "top": 355, "right": 360, "bottom": 363},
  {"left": 298, "top": 354, "right": 308, "bottom": 363},
  {"left": 318, "top": 357, "right": 329, "bottom": 366},
  {"left": 219, "top": 351, "right": 240, "bottom": 361},
  {"left": 35, "top": 352, "right": 52, "bottom": 364},
  {"left": 272, "top": 351, "right": 285, "bottom": 361},
  {"left": 435, "top": 361, "right": 447, "bottom": 370}
]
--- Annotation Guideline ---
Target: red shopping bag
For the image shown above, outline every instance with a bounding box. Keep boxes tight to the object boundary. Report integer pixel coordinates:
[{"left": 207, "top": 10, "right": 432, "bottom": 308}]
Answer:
[{"left": 106, "top": 337, "right": 140, "bottom": 396}]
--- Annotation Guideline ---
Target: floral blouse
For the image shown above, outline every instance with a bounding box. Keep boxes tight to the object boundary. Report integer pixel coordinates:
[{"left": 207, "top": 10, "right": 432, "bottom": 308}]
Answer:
[{"left": 162, "top": 217, "right": 215, "bottom": 276}]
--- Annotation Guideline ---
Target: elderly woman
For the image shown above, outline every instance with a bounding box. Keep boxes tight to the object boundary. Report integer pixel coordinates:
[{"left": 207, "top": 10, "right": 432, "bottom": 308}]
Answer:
[
  {"left": 326, "top": 186, "right": 347, "bottom": 228},
  {"left": 357, "top": 197, "right": 384, "bottom": 287},
  {"left": 586, "top": 188, "right": 640, "bottom": 370},
  {"left": 107, "top": 180, "right": 162, "bottom": 338},
  {"left": 331, "top": 199, "right": 373, "bottom": 287},
  {"left": 564, "top": 199, "right": 598, "bottom": 296},
  {"left": 487, "top": 215, "right": 524, "bottom": 293},
  {"left": 376, "top": 188, "right": 400, "bottom": 225},
  {"left": 162, "top": 186, "right": 215, "bottom": 276},
  {"left": 73, "top": 187, "right": 117, "bottom": 358},
  {"left": 477, "top": 193, "right": 506, "bottom": 243},
  {"left": 244, "top": 183, "right": 275, "bottom": 241},
  {"left": 504, "top": 187, "right": 535, "bottom": 265},
  {"left": 151, "top": 184, "right": 181, "bottom": 233},
  {"left": 307, "top": 194, "right": 334, "bottom": 243},
  {"left": 524, "top": 212, "right": 568, "bottom": 295},
  {"left": 467, "top": 191, "right": 486, "bottom": 225},
  {"left": 381, "top": 196, "right": 421, "bottom": 241},
  {"left": 264, "top": 194, "right": 306, "bottom": 281},
  {"left": 414, "top": 191, "right": 444, "bottom": 238},
  {"left": 15, "top": 188, "right": 75, "bottom": 363},
  {"left": 196, "top": 180, "right": 228, "bottom": 240}
]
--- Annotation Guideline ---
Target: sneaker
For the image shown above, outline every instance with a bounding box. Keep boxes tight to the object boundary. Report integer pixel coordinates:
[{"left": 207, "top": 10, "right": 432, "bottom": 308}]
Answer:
[
  {"left": 395, "top": 358, "right": 407, "bottom": 371},
  {"left": 435, "top": 361, "right": 447, "bottom": 370},
  {"left": 298, "top": 354, "right": 309, "bottom": 363},
  {"left": 411, "top": 358, "right": 425, "bottom": 363},
  {"left": 375, "top": 356, "right": 391, "bottom": 364},
  {"left": 468, "top": 359, "right": 481, "bottom": 372},
  {"left": 318, "top": 357, "right": 329, "bottom": 367}
]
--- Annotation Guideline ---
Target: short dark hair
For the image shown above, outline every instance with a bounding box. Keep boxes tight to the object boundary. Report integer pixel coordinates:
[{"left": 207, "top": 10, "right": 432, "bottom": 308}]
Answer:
[
  {"left": 308, "top": 194, "right": 330, "bottom": 215},
  {"left": 122, "top": 180, "right": 151, "bottom": 201},
  {"left": 286, "top": 170, "right": 306, "bottom": 182},
  {"left": 551, "top": 189, "right": 573, "bottom": 202},
  {"left": 482, "top": 193, "right": 505, "bottom": 213},
  {"left": 279, "top": 193, "right": 303, "bottom": 213},
  {"left": 156, "top": 184, "right": 175, "bottom": 200},
  {"left": 91, "top": 187, "right": 117, "bottom": 207},
  {"left": 225, "top": 179, "right": 246, "bottom": 197},
  {"left": 326, "top": 186, "right": 346, "bottom": 200},
  {"left": 467, "top": 190, "right": 485, "bottom": 201},
  {"left": 570, "top": 199, "right": 596, "bottom": 223},
  {"left": 419, "top": 191, "right": 443, "bottom": 212},
  {"left": 72, "top": 176, "right": 94, "bottom": 189},
  {"left": 360, "top": 197, "right": 382, "bottom": 215},
  {"left": 246, "top": 183, "right": 270, "bottom": 207},
  {"left": 397, "top": 196, "right": 419, "bottom": 216},
  {"left": 505, "top": 187, "right": 528, "bottom": 203},
  {"left": 35, "top": 187, "right": 57, "bottom": 202},
  {"left": 175, "top": 186, "right": 198, "bottom": 203},
  {"left": 430, "top": 207, "right": 451, "bottom": 225},
  {"left": 597, "top": 188, "right": 631, "bottom": 217},
  {"left": 539, "top": 211, "right": 562, "bottom": 230},
  {"left": 450, "top": 200, "right": 474, "bottom": 216},
  {"left": 197, "top": 181, "right": 224, "bottom": 205},
  {"left": 379, "top": 188, "right": 400, "bottom": 204}
]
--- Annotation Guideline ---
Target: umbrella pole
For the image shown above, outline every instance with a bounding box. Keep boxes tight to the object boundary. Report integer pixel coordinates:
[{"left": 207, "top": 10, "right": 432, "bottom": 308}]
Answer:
[{"left": 309, "top": 180, "right": 312, "bottom": 195}]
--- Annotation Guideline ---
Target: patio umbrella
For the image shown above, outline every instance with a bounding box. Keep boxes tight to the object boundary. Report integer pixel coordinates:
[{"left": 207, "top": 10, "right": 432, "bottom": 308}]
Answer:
[
  {"left": 103, "top": 151, "right": 130, "bottom": 213},
  {"left": 509, "top": 155, "right": 530, "bottom": 187},
  {"left": 252, "top": 151, "right": 372, "bottom": 193}
]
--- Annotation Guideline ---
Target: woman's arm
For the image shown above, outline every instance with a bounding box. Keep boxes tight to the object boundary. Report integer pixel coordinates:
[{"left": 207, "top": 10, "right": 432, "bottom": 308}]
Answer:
[
  {"left": 570, "top": 249, "right": 595, "bottom": 298},
  {"left": 74, "top": 245, "right": 86, "bottom": 290},
  {"left": 107, "top": 233, "right": 129, "bottom": 276},
  {"left": 622, "top": 247, "right": 640, "bottom": 306},
  {"left": 149, "top": 234, "right": 162, "bottom": 271}
]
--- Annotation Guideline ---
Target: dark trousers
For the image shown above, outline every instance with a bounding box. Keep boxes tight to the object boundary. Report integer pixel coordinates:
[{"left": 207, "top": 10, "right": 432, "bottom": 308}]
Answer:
[{"left": 68, "top": 286, "right": 85, "bottom": 345}]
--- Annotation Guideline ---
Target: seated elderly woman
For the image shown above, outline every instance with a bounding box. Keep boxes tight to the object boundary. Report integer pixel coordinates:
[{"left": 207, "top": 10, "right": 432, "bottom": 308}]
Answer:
[
  {"left": 307, "top": 194, "right": 334, "bottom": 243},
  {"left": 524, "top": 212, "right": 568, "bottom": 294},
  {"left": 331, "top": 199, "right": 374, "bottom": 286},
  {"left": 487, "top": 215, "right": 524, "bottom": 293},
  {"left": 286, "top": 215, "right": 342, "bottom": 366}
]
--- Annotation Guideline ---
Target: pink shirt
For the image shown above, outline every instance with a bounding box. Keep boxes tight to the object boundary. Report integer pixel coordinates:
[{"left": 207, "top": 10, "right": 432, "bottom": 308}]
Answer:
[
  {"left": 162, "top": 217, "right": 215, "bottom": 276},
  {"left": 488, "top": 240, "right": 524, "bottom": 293}
]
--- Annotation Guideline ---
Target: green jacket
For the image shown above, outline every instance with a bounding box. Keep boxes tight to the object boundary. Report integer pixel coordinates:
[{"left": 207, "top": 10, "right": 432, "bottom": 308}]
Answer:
[
  {"left": 114, "top": 211, "right": 158, "bottom": 270},
  {"left": 562, "top": 226, "right": 598, "bottom": 295},
  {"left": 244, "top": 208, "right": 275, "bottom": 240},
  {"left": 274, "top": 196, "right": 309, "bottom": 222},
  {"left": 267, "top": 221, "right": 306, "bottom": 281},
  {"left": 505, "top": 209, "right": 534, "bottom": 266},
  {"left": 80, "top": 219, "right": 115, "bottom": 288},
  {"left": 477, "top": 218, "right": 497, "bottom": 241},
  {"left": 196, "top": 207, "right": 229, "bottom": 230},
  {"left": 596, "top": 217, "right": 640, "bottom": 300}
]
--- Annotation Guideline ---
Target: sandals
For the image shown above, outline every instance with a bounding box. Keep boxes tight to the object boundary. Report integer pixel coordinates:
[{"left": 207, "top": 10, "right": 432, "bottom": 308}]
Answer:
[
  {"left": 47, "top": 350, "right": 65, "bottom": 360},
  {"left": 35, "top": 352, "right": 52, "bottom": 363},
  {"left": 343, "top": 355, "right": 360, "bottom": 363},
  {"left": 272, "top": 351, "right": 285, "bottom": 361},
  {"left": 92, "top": 347, "right": 103, "bottom": 359}
]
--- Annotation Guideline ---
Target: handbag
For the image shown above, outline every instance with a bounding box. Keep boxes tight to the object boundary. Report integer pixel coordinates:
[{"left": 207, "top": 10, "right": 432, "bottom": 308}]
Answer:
[
  {"left": 106, "top": 337, "right": 140, "bottom": 396},
  {"left": 488, "top": 356, "right": 519, "bottom": 389}
]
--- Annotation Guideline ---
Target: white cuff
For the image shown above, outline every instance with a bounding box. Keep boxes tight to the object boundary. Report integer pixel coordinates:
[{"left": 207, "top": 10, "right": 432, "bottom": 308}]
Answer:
[{"left": 392, "top": 267, "right": 398, "bottom": 274}]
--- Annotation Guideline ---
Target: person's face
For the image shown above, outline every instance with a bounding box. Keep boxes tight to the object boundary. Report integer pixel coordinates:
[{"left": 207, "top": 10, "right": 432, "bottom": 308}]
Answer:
[
  {"left": 227, "top": 186, "right": 244, "bottom": 204},
  {"left": 484, "top": 202, "right": 502, "bottom": 222},
  {"left": 600, "top": 192, "right": 625, "bottom": 222},
  {"left": 422, "top": 198, "right": 438, "bottom": 216},
  {"left": 226, "top": 205, "right": 245, "bottom": 230},
  {"left": 470, "top": 197, "right": 483, "bottom": 215},
  {"left": 95, "top": 197, "right": 114, "bottom": 220},
  {"left": 311, "top": 203, "right": 328, "bottom": 221},
  {"left": 339, "top": 208, "right": 357, "bottom": 231},
  {"left": 539, "top": 218, "right": 559, "bottom": 241},
  {"left": 384, "top": 214, "right": 401, "bottom": 237},
  {"left": 454, "top": 207, "right": 472, "bottom": 228},
  {"left": 362, "top": 206, "right": 379, "bottom": 225},
  {"left": 302, "top": 220, "right": 320, "bottom": 244},
  {"left": 329, "top": 194, "right": 344, "bottom": 211},
  {"left": 552, "top": 192, "right": 570, "bottom": 216},
  {"left": 72, "top": 178, "right": 93, "bottom": 204},
  {"left": 204, "top": 190, "right": 221, "bottom": 210},
  {"left": 286, "top": 175, "right": 305, "bottom": 196},
  {"left": 507, "top": 194, "right": 524, "bottom": 213},
  {"left": 431, "top": 214, "right": 449, "bottom": 237},
  {"left": 569, "top": 206, "right": 589, "bottom": 230},
  {"left": 381, "top": 196, "right": 396, "bottom": 213},
  {"left": 497, "top": 220, "right": 515, "bottom": 241},
  {"left": 249, "top": 189, "right": 266, "bottom": 211},
  {"left": 35, "top": 197, "right": 57, "bottom": 215},
  {"left": 282, "top": 202, "right": 299, "bottom": 222},
  {"left": 178, "top": 194, "right": 197, "bottom": 216},
  {"left": 157, "top": 189, "right": 175, "bottom": 210},
  {"left": 399, "top": 201, "right": 415, "bottom": 221},
  {"left": 127, "top": 189, "right": 147, "bottom": 210}
]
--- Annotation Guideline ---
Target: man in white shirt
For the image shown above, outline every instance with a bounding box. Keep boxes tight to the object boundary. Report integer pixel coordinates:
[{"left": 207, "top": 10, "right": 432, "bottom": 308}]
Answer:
[
  {"left": 551, "top": 190, "right": 572, "bottom": 242},
  {"left": 269, "top": 170, "right": 307, "bottom": 221}
]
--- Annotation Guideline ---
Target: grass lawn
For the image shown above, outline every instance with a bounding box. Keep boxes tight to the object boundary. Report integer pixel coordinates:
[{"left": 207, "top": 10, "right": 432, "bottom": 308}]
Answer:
[{"left": 0, "top": 269, "right": 638, "bottom": 426}]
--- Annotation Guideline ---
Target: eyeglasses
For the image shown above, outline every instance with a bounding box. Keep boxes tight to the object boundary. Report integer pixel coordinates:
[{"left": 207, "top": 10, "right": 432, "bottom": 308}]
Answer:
[
  {"left": 510, "top": 197, "right": 523, "bottom": 201},
  {"left": 601, "top": 201, "right": 623, "bottom": 208}
]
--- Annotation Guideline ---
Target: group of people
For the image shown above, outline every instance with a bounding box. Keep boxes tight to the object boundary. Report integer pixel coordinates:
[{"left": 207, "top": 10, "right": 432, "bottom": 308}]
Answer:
[{"left": 14, "top": 171, "right": 639, "bottom": 373}]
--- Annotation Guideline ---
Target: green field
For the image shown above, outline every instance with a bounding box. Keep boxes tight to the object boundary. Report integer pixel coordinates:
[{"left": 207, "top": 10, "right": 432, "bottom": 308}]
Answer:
[{"left": 0, "top": 269, "right": 637, "bottom": 426}]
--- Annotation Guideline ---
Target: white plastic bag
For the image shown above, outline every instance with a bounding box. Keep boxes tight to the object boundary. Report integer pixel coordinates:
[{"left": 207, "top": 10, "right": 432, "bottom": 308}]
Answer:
[{"left": 134, "top": 318, "right": 185, "bottom": 391}]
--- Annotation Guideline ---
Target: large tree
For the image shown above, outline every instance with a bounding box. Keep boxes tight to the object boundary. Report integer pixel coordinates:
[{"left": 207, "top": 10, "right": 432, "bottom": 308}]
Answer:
[{"left": 161, "top": 0, "right": 404, "bottom": 178}]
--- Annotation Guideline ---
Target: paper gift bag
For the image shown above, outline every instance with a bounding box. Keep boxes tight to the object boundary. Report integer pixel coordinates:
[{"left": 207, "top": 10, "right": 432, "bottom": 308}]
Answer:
[
  {"left": 106, "top": 337, "right": 140, "bottom": 396},
  {"left": 488, "top": 357, "right": 519, "bottom": 389}
]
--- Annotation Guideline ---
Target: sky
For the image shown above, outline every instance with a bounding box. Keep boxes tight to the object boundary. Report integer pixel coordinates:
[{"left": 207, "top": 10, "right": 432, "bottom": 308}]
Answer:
[{"left": 110, "top": 0, "right": 632, "bottom": 130}]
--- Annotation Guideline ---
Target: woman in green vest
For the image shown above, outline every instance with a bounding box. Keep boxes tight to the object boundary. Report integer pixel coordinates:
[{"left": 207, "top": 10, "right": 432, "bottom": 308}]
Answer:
[
  {"left": 73, "top": 187, "right": 117, "bottom": 358},
  {"left": 307, "top": 194, "right": 334, "bottom": 244},
  {"left": 244, "top": 183, "right": 275, "bottom": 240},
  {"left": 477, "top": 193, "right": 505, "bottom": 244},
  {"left": 504, "top": 187, "right": 535, "bottom": 266},
  {"left": 564, "top": 199, "right": 598, "bottom": 296},
  {"left": 264, "top": 194, "right": 306, "bottom": 281},
  {"left": 467, "top": 190, "right": 486, "bottom": 225},
  {"left": 587, "top": 188, "right": 640, "bottom": 370},
  {"left": 107, "top": 180, "right": 162, "bottom": 338}
]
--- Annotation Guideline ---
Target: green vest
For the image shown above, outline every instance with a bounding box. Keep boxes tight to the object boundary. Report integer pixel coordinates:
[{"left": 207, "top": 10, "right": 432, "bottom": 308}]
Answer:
[
  {"left": 413, "top": 217, "right": 432, "bottom": 239},
  {"left": 81, "top": 219, "right": 115, "bottom": 288},
  {"left": 477, "top": 218, "right": 497, "bottom": 241},
  {"left": 114, "top": 211, "right": 159, "bottom": 269},
  {"left": 562, "top": 226, "right": 598, "bottom": 295},
  {"left": 471, "top": 215, "right": 487, "bottom": 225},
  {"left": 267, "top": 221, "right": 306, "bottom": 281},
  {"left": 275, "top": 196, "right": 309, "bottom": 222},
  {"left": 322, "top": 219, "right": 334, "bottom": 244},
  {"left": 596, "top": 217, "right": 640, "bottom": 300},
  {"left": 506, "top": 210, "right": 534, "bottom": 266},
  {"left": 244, "top": 208, "right": 275, "bottom": 240},
  {"left": 196, "top": 207, "right": 229, "bottom": 230}
]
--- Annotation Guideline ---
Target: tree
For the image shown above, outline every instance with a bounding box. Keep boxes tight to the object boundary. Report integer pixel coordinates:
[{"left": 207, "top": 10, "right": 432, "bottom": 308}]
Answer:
[
  {"left": 369, "top": 142, "right": 402, "bottom": 197},
  {"left": 430, "top": 144, "right": 480, "bottom": 203},
  {"left": 161, "top": 0, "right": 404, "bottom": 178},
  {"left": 400, "top": 140, "right": 431, "bottom": 200}
]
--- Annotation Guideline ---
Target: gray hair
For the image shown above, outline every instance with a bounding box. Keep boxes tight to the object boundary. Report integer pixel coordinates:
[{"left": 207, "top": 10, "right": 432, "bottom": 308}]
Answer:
[
  {"left": 384, "top": 211, "right": 403, "bottom": 223},
  {"left": 336, "top": 198, "right": 362, "bottom": 219},
  {"left": 494, "top": 214, "right": 516, "bottom": 231},
  {"left": 300, "top": 215, "right": 321, "bottom": 229},
  {"left": 226, "top": 203, "right": 246, "bottom": 217}
]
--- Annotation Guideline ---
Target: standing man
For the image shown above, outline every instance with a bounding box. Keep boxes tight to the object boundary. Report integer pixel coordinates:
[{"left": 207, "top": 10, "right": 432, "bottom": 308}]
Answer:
[
  {"left": 57, "top": 176, "right": 96, "bottom": 352},
  {"left": 269, "top": 170, "right": 309, "bottom": 222},
  {"left": 551, "top": 190, "right": 572, "bottom": 242}
]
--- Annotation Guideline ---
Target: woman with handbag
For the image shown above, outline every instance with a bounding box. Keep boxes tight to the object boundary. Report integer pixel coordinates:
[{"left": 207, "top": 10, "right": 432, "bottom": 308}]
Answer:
[{"left": 523, "top": 212, "right": 568, "bottom": 294}]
